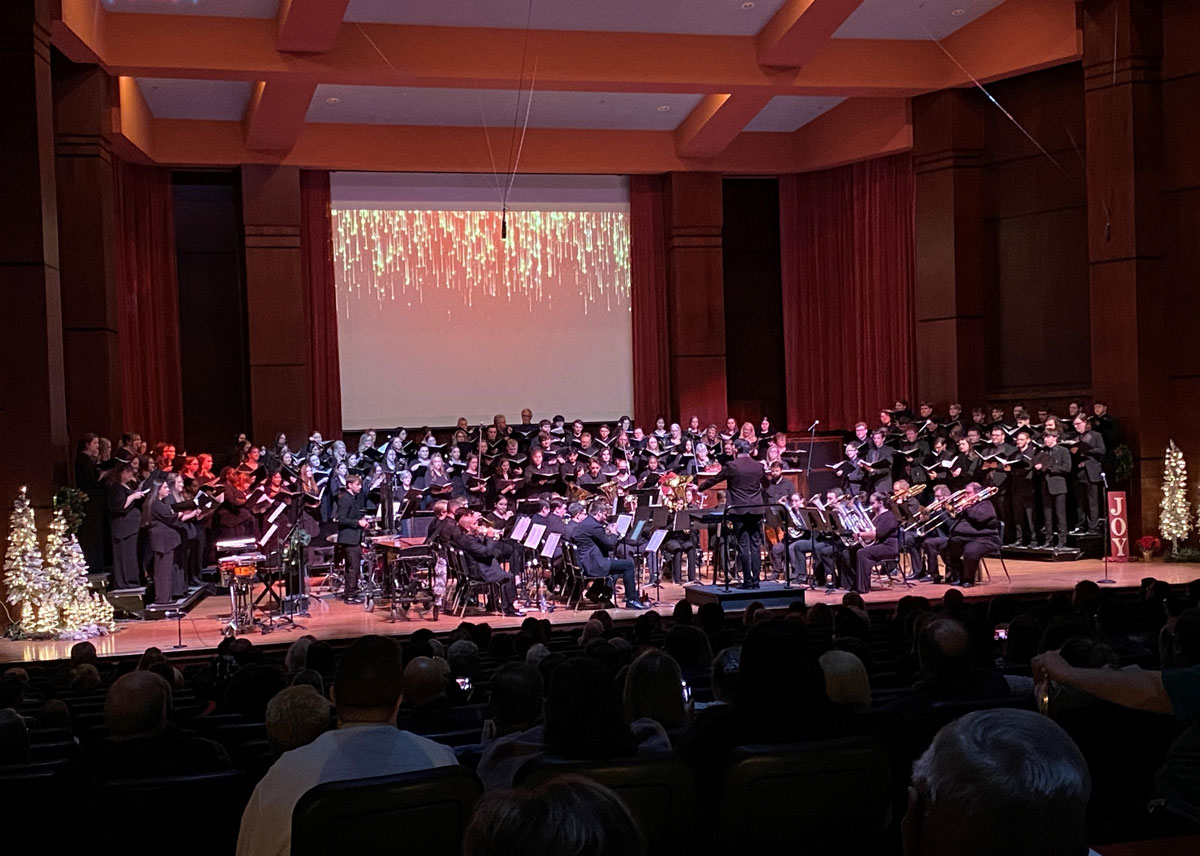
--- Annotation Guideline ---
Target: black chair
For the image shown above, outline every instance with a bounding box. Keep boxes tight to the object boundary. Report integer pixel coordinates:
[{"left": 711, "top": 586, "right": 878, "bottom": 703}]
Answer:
[
  {"left": 979, "top": 521, "right": 1012, "bottom": 583},
  {"left": 716, "top": 737, "right": 892, "bottom": 856},
  {"left": 99, "top": 769, "right": 251, "bottom": 853},
  {"left": 211, "top": 721, "right": 268, "bottom": 751},
  {"left": 291, "top": 765, "right": 482, "bottom": 856},
  {"left": 26, "top": 738, "right": 80, "bottom": 761},
  {"left": 424, "top": 727, "right": 485, "bottom": 748},
  {"left": 515, "top": 755, "right": 696, "bottom": 856},
  {"left": 447, "top": 546, "right": 500, "bottom": 617},
  {"left": 232, "top": 739, "right": 276, "bottom": 783}
]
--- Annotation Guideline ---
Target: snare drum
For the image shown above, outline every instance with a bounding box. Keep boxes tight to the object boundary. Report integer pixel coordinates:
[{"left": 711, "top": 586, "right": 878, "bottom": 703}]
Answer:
[{"left": 219, "top": 559, "right": 237, "bottom": 587}]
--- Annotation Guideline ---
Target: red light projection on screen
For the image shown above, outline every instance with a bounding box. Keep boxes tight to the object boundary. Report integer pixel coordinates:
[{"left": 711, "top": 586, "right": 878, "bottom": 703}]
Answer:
[{"left": 331, "top": 209, "right": 630, "bottom": 320}]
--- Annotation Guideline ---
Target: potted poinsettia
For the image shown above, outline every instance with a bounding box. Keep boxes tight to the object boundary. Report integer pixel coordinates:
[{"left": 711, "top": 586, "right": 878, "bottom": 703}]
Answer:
[{"left": 1135, "top": 535, "right": 1161, "bottom": 562}]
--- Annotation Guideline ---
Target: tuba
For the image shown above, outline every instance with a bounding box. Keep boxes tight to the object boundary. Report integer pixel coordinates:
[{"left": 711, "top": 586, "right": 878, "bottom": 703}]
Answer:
[{"left": 659, "top": 474, "right": 698, "bottom": 511}]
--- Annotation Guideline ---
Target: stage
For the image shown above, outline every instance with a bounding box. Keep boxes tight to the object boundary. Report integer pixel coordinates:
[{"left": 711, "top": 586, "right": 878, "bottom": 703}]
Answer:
[{"left": 2, "top": 557, "right": 1198, "bottom": 664}]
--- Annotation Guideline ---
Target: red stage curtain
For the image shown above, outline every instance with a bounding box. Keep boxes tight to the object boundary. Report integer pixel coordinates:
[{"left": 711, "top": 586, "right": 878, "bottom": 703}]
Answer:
[
  {"left": 114, "top": 159, "right": 184, "bottom": 444},
  {"left": 300, "top": 170, "right": 343, "bottom": 439},
  {"left": 629, "top": 174, "right": 671, "bottom": 424},
  {"left": 779, "top": 153, "right": 915, "bottom": 432}
]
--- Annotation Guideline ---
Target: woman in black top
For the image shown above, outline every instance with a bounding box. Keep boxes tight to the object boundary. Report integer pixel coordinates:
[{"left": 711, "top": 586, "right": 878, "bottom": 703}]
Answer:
[
  {"left": 106, "top": 463, "right": 148, "bottom": 589},
  {"left": 74, "top": 433, "right": 107, "bottom": 575}
]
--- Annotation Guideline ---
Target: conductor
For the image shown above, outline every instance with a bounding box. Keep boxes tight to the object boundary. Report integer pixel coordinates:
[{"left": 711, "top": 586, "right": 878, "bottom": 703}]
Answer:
[{"left": 698, "top": 439, "right": 767, "bottom": 589}]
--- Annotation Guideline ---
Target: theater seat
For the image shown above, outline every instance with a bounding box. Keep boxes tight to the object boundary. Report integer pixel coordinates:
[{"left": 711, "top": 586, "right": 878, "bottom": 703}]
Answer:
[
  {"left": 99, "top": 770, "right": 251, "bottom": 853},
  {"left": 515, "top": 756, "right": 696, "bottom": 856},
  {"left": 291, "top": 765, "right": 482, "bottom": 856},
  {"left": 717, "top": 737, "right": 892, "bottom": 856}
]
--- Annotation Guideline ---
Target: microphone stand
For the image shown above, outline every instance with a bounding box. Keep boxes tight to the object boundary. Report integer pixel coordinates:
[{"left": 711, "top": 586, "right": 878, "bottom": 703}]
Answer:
[
  {"left": 1097, "top": 472, "right": 1114, "bottom": 585},
  {"left": 804, "top": 420, "right": 818, "bottom": 496}
]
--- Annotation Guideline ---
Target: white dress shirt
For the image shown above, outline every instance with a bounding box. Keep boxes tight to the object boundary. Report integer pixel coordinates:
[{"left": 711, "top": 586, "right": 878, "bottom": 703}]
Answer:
[{"left": 236, "top": 723, "right": 458, "bottom": 856}]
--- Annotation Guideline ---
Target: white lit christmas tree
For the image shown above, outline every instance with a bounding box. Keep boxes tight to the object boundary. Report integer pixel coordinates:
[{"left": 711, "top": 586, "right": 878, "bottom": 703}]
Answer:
[
  {"left": 3, "top": 486, "right": 54, "bottom": 637},
  {"left": 1160, "top": 440, "right": 1192, "bottom": 554},
  {"left": 45, "top": 505, "right": 114, "bottom": 639}
]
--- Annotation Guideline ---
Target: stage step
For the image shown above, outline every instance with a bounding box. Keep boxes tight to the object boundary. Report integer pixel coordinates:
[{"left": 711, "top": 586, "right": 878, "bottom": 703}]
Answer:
[
  {"left": 1001, "top": 545, "right": 1085, "bottom": 562},
  {"left": 108, "top": 586, "right": 211, "bottom": 621},
  {"left": 683, "top": 581, "right": 808, "bottom": 612}
]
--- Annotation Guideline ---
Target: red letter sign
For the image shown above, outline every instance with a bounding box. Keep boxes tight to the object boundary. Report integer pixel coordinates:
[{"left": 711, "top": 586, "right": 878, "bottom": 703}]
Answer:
[{"left": 1107, "top": 491, "right": 1128, "bottom": 562}]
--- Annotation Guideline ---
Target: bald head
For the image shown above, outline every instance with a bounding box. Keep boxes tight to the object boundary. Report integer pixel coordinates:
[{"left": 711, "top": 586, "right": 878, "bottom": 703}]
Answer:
[
  {"left": 105, "top": 671, "right": 171, "bottom": 739},
  {"left": 402, "top": 657, "right": 447, "bottom": 708},
  {"left": 917, "top": 618, "right": 974, "bottom": 683}
]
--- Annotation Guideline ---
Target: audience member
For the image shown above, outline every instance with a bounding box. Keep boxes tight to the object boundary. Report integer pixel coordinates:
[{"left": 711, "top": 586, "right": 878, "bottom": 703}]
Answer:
[
  {"left": 903, "top": 708, "right": 1091, "bottom": 856},
  {"left": 883, "top": 617, "right": 1011, "bottom": 716},
  {"left": 820, "top": 650, "right": 871, "bottom": 712},
  {"left": 237, "top": 636, "right": 458, "bottom": 856},
  {"left": 79, "top": 671, "right": 231, "bottom": 780},
  {"left": 290, "top": 669, "right": 324, "bottom": 695},
  {"left": 0, "top": 707, "right": 30, "bottom": 765},
  {"left": 463, "top": 775, "right": 645, "bottom": 856},
  {"left": 484, "top": 662, "right": 544, "bottom": 742},
  {"left": 283, "top": 636, "right": 315, "bottom": 674},
  {"left": 265, "top": 685, "right": 333, "bottom": 756},
  {"left": 622, "top": 650, "right": 687, "bottom": 732},
  {"left": 69, "top": 663, "right": 102, "bottom": 697},
  {"left": 398, "top": 656, "right": 478, "bottom": 735}
]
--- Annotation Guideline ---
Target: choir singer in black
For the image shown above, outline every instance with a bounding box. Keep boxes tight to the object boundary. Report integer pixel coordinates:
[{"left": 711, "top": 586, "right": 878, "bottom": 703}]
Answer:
[
  {"left": 334, "top": 474, "right": 369, "bottom": 603},
  {"left": 698, "top": 439, "right": 767, "bottom": 589}
]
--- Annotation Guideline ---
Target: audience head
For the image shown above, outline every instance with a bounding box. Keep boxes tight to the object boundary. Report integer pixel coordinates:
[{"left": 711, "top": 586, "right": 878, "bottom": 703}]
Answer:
[
  {"left": 305, "top": 640, "right": 337, "bottom": 676},
  {"left": 904, "top": 709, "right": 1090, "bottom": 856},
  {"left": 738, "top": 620, "right": 825, "bottom": 714},
  {"left": 696, "top": 601, "right": 725, "bottom": 636},
  {"left": 579, "top": 619, "right": 606, "bottom": 646},
  {"left": 0, "top": 708, "right": 29, "bottom": 765},
  {"left": 290, "top": 669, "right": 325, "bottom": 695},
  {"left": 69, "top": 663, "right": 102, "bottom": 696},
  {"left": 331, "top": 636, "right": 405, "bottom": 723},
  {"left": 70, "top": 641, "right": 99, "bottom": 668},
  {"left": 448, "top": 639, "right": 481, "bottom": 679},
  {"left": 544, "top": 658, "right": 636, "bottom": 761},
  {"left": 105, "top": 671, "right": 172, "bottom": 740},
  {"left": 285, "top": 636, "right": 315, "bottom": 674},
  {"left": 917, "top": 618, "right": 975, "bottom": 685},
  {"left": 818, "top": 650, "right": 871, "bottom": 711},
  {"left": 463, "top": 775, "right": 645, "bottom": 856},
  {"left": 402, "top": 657, "right": 448, "bottom": 709},
  {"left": 223, "top": 663, "right": 288, "bottom": 721},
  {"left": 622, "top": 650, "right": 686, "bottom": 730},
  {"left": 488, "top": 662, "right": 544, "bottom": 737},
  {"left": 265, "top": 685, "right": 334, "bottom": 755},
  {"left": 671, "top": 599, "right": 693, "bottom": 626}
]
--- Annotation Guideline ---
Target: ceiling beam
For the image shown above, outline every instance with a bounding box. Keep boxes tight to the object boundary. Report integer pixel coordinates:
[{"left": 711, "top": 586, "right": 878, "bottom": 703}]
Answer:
[
  {"left": 276, "top": 0, "right": 351, "bottom": 54},
  {"left": 243, "top": 80, "right": 318, "bottom": 151},
  {"left": 66, "top": 12, "right": 958, "bottom": 97},
  {"left": 942, "top": 0, "right": 1081, "bottom": 85},
  {"left": 674, "top": 92, "right": 774, "bottom": 159},
  {"left": 111, "top": 75, "right": 154, "bottom": 162},
  {"left": 785, "top": 97, "right": 911, "bottom": 172},
  {"left": 756, "top": 0, "right": 866, "bottom": 67},
  {"left": 147, "top": 104, "right": 909, "bottom": 176}
]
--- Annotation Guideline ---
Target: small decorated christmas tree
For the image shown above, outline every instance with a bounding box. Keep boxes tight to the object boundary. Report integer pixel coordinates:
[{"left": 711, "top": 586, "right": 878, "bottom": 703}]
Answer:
[
  {"left": 1160, "top": 440, "right": 1193, "bottom": 554},
  {"left": 45, "top": 505, "right": 113, "bottom": 639},
  {"left": 3, "top": 486, "right": 52, "bottom": 637}
]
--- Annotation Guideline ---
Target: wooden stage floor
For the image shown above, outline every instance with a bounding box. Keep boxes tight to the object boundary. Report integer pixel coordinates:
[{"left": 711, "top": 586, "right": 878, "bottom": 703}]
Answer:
[{"left": 3, "top": 557, "right": 1199, "bottom": 664}]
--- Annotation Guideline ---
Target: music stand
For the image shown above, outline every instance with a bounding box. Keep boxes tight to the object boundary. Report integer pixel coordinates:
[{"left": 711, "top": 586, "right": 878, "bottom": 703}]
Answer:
[{"left": 644, "top": 529, "right": 668, "bottom": 604}]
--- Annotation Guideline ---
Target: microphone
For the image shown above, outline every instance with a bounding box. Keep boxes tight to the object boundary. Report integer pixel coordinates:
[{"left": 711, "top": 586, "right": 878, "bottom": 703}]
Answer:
[{"left": 806, "top": 419, "right": 820, "bottom": 432}]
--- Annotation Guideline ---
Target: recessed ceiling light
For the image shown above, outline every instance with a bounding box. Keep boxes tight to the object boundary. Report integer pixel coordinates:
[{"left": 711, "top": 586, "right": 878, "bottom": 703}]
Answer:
[
  {"left": 951, "top": 8, "right": 966, "bottom": 15},
  {"left": 742, "top": 2, "right": 755, "bottom": 9},
  {"left": 657, "top": 105, "right": 671, "bottom": 112},
  {"left": 326, "top": 96, "right": 340, "bottom": 104}
]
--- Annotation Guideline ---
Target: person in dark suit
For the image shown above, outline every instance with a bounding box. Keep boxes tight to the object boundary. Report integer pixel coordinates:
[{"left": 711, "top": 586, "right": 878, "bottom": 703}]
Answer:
[
  {"left": 981, "top": 426, "right": 1017, "bottom": 543},
  {"left": 144, "top": 480, "right": 195, "bottom": 604},
  {"left": 913, "top": 484, "right": 953, "bottom": 582},
  {"left": 1071, "top": 414, "right": 1107, "bottom": 534},
  {"left": 851, "top": 492, "right": 898, "bottom": 593},
  {"left": 698, "top": 439, "right": 766, "bottom": 589},
  {"left": 1035, "top": 430, "right": 1072, "bottom": 548},
  {"left": 839, "top": 442, "right": 868, "bottom": 495},
  {"left": 106, "top": 462, "right": 148, "bottom": 590},
  {"left": 1010, "top": 430, "right": 1039, "bottom": 546},
  {"left": 447, "top": 507, "right": 524, "bottom": 616},
  {"left": 943, "top": 482, "right": 1001, "bottom": 586},
  {"left": 334, "top": 473, "right": 369, "bottom": 603},
  {"left": 567, "top": 500, "right": 647, "bottom": 609},
  {"left": 863, "top": 430, "right": 895, "bottom": 495}
]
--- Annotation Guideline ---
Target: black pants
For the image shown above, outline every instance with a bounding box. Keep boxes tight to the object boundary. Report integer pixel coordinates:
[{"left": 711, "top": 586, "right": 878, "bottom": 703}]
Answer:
[
  {"left": 730, "top": 514, "right": 762, "bottom": 585},
  {"left": 922, "top": 534, "right": 949, "bottom": 581},
  {"left": 475, "top": 560, "right": 517, "bottom": 610},
  {"left": 152, "top": 550, "right": 176, "bottom": 604},
  {"left": 1042, "top": 489, "right": 1067, "bottom": 546},
  {"left": 1076, "top": 477, "right": 1101, "bottom": 531},
  {"left": 335, "top": 542, "right": 362, "bottom": 596},
  {"left": 663, "top": 533, "right": 699, "bottom": 582},
  {"left": 1012, "top": 485, "right": 1037, "bottom": 545},
  {"left": 944, "top": 536, "right": 999, "bottom": 584},
  {"left": 785, "top": 537, "right": 835, "bottom": 586},
  {"left": 854, "top": 543, "right": 896, "bottom": 593},
  {"left": 112, "top": 533, "right": 140, "bottom": 589},
  {"left": 588, "top": 557, "right": 638, "bottom": 601}
]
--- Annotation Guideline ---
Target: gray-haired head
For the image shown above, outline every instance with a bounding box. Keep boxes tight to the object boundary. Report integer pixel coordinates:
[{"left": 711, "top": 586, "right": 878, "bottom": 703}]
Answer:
[{"left": 905, "top": 708, "right": 1090, "bottom": 856}]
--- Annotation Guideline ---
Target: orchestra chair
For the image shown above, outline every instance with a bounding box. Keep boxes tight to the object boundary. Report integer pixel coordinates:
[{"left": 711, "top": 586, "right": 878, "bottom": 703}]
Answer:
[
  {"left": 716, "top": 738, "right": 891, "bottom": 856},
  {"left": 977, "top": 522, "right": 1012, "bottom": 584},
  {"left": 514, "top": 756, "right": 696, "bottom": 856},
  {"left": 291, "top": 766, "right": 482, "bottom": 856},
  {"left": 99, "top": 769, "right": 251, "bottom": 853},
  {"left": 872, "top": 558, "right": 911, "bottom": 590},
  {"left": 560, "top": 541, "right": 587, "bottom": 610},
  {"left": 446, "top": 545, "right": 501, "bottom": 617}
]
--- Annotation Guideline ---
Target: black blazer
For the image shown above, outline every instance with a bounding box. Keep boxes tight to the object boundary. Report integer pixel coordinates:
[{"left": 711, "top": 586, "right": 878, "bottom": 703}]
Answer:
[
  {"left": 334, "top": 489, "right": 367, "bottom": 545},
  {"left": 568, "top": 515, "right": 618, "bottom": 577},
  {"left": 950, "top": 500, "right": 1001, "bottom": 545},
  {"left": 698, "top": 455, "right": 766, "bottom": 513},
  {"left": 148, "top": 500, "right": 185, "bottom": 554},
  {"left": 108, "top": 483, "right": 142, "bottom": 540},
  {"left": 1038, "top": 446, "right": 1072, "bottom": 495},
  {"left": 1076, "top": 429, "right": 1106, "bottom": 483}
]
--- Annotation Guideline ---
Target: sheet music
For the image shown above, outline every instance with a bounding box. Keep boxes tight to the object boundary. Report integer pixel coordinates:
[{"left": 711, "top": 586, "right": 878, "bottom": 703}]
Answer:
[
  {"left": 645, "top": 528, "right": 668, "bottom": 553},
  {"left": 541, "top": 532, "right": 560, "bottom": 558},
  {"left": 509, "top": 515, "right": 531, "bottom": 541},
  {"left": 267, "top": 502, "right": 286, "bottom": 523},
  {"left": 614, "top": 514, "right": 632, "bottom": 538},
  {"left": 258, "top": 524, "right": 278, "bottom": 546},
  {"left": 523, "top": 523, "right": 546, "bottom": 550}
]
